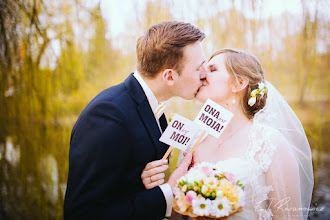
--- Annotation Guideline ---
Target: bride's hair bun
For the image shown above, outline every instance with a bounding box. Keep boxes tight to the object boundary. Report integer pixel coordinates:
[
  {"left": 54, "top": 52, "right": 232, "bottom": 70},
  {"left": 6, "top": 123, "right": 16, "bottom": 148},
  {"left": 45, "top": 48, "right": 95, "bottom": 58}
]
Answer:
[
  {"left": 209, "top": 48, "right": 267, "bottom": 119},
  {"left": 243, "top": 83, "right": 267, "bottom": 119}
]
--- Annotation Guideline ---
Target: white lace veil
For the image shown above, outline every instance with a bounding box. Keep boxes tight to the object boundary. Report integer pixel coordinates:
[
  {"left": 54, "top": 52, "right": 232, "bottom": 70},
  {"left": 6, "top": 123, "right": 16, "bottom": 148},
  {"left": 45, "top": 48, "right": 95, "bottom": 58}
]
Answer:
[{"left": 253, "top": 81, "right": 314, "bottom": 219}]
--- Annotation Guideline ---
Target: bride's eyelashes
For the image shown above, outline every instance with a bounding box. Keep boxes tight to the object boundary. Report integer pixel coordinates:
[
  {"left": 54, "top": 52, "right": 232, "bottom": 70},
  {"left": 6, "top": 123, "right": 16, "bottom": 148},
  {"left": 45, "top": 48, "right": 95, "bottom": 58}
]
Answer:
[
  {"left": 207, "top": 64, "right": 217, "bottom": 72},
  {"left": 208, "top": 67, "right": 216, "bottom": 72}
]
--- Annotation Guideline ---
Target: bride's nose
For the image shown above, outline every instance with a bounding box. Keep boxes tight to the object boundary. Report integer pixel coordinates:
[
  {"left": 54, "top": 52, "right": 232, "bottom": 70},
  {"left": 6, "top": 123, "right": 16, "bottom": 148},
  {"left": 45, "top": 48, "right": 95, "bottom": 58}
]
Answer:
[{"left": 200, "top": 65, "right": 207, "bottom": 80}]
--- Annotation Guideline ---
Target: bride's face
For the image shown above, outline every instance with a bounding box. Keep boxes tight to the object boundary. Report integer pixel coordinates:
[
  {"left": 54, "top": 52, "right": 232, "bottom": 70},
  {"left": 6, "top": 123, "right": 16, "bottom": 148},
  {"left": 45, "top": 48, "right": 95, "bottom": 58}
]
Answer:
[{"left": 196, "top": 54, "right": 234, "bottom": 105}]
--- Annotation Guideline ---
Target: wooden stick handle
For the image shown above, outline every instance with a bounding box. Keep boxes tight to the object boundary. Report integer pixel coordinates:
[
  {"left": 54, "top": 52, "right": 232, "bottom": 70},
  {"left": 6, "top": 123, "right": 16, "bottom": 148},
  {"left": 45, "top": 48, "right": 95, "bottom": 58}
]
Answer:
[
  {"left": 162, "top": 146, "right": 174, "bottom": 160},
  {"left": 189, "top": 130, "right": 206, "bottom": 153}
]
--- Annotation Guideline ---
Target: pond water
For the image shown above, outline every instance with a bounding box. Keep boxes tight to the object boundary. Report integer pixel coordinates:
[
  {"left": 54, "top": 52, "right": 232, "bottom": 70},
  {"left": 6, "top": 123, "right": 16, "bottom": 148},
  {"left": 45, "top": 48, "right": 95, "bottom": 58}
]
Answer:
[
  {"left": 0, "top": 122, "right": 70, "bottom": 219},
  {"left": 309, "top": 153, "right": 330, "bottom": 219}
]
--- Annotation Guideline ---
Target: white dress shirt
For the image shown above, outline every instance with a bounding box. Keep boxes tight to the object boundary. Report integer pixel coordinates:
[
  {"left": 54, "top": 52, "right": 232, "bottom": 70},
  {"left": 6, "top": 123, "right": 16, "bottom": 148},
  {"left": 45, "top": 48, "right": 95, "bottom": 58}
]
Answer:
[{"left": 133, "top": 71, "right": 173, "bottom": 217}]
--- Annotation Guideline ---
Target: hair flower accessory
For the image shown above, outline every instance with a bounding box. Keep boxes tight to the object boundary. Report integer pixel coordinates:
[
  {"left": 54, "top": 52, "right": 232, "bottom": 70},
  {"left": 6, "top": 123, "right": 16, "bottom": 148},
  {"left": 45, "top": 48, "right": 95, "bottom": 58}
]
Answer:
[{"left": 248, "top": 82, "right": 267, "bottom": 107}]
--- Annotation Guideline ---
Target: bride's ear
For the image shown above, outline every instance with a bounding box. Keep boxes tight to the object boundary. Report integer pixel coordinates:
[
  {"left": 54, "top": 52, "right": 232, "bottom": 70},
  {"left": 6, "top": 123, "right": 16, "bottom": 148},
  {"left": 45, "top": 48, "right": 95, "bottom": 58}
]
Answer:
[
  {"left": 232, "top": 78, "right": 249, "bottom": 93},
  {"left": 162, "top": 69, "right": 177, "bottom": 86}
]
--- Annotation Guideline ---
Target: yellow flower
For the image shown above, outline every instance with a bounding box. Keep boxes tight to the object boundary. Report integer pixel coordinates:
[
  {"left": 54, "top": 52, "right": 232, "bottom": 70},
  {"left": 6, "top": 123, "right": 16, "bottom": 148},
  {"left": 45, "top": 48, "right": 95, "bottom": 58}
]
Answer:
[
  {"left": 216, "top": 189, "right": 223, "bottom": 198},
  {"left": 201, "top": 185, "right": 208, "bottom": 194},
  {"left": 219, "top": 179, "right": 239, "bottom": 207}
]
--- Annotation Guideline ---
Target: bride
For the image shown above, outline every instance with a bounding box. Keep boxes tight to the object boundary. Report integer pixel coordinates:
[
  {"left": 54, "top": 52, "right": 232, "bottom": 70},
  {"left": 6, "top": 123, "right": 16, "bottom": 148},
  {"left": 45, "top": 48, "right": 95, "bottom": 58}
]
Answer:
[
  {"left": 191, "top": 48, "right": 313, "bottom": 219},
  {"left": 143, "top": 48, "right": 314, "bottom": 220}
]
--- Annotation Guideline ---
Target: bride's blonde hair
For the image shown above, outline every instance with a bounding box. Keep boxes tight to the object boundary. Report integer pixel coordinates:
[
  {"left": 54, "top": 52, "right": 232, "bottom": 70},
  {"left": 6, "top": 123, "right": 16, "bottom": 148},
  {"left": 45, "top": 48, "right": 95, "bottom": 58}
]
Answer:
[{"left": 209, "top": 48, "right": 267, "bottom": 119}]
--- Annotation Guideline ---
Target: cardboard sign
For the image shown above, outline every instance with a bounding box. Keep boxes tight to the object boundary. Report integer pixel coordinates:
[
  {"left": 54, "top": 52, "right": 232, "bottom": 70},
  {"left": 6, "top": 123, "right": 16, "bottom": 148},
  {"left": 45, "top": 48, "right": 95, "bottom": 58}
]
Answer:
[
  {"left": 194, "top": 99, "right": 233, "bottom": 138},
  {"left": 159, "top": 114, "right": 201, "bottom": 151}
]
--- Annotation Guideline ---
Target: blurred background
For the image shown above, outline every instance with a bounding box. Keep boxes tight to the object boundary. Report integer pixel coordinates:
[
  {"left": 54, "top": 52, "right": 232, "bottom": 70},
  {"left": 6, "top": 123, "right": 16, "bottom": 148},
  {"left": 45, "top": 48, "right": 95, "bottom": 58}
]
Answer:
[{"left": 0, "top": 0, "right": 329, "bottom": 219}]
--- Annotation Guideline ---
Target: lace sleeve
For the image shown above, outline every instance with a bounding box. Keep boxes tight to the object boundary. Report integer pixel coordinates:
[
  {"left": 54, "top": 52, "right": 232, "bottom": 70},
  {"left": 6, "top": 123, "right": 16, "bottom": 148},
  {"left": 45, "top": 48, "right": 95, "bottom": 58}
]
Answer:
[{"left": 247, "top": 124, "right": 303, "bottom": 220}]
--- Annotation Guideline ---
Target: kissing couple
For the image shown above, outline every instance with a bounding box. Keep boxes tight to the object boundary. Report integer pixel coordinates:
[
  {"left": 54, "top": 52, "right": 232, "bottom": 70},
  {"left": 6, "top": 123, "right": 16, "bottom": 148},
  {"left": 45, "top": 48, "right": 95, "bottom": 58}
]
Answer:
[{"left": 64, "top": 21, "right": 313, "bottom": 220}]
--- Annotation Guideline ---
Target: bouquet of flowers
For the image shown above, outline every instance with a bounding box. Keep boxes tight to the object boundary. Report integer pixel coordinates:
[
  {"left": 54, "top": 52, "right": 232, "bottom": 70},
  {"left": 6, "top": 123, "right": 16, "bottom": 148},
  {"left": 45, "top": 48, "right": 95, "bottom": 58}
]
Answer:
[{"left": 173, "top": 162, "right": 245, "bottom": 219}]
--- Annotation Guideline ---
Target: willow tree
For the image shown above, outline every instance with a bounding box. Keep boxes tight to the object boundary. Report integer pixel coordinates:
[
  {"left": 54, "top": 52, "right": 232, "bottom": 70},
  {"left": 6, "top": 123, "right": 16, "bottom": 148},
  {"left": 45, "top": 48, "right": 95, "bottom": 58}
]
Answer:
[{"left": 0, "top": 0, "right": 103, "bottom": 219}]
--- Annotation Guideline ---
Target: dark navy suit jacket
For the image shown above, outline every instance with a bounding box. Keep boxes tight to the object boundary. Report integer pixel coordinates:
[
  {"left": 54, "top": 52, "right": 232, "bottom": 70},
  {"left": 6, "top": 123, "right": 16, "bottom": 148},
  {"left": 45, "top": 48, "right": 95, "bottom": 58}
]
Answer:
[{"left": 64, "top": 73, "right": 169, "bottom": 220}]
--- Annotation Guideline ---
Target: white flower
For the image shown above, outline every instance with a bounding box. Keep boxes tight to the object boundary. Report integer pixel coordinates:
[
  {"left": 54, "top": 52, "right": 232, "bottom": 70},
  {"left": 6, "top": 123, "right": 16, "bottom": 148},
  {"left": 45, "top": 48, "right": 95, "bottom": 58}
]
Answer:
[
  {"left": 178, "top": 176, "right": 187, "bottom": 184},
  {"left": 173, "top": 187, "right": 184, "bottom": 199},
  {"left": 251, "top": 89, "right": 258, "bottom": 97},
  {"left": 210, "top": 197, "right": 232, "bottom": 218},
  {"left": 184, "top": 166, "right": 206, "bottom": 183},
  {"left": 192, "top": 197, "right": 212, "bottom": 216},
  {"left": 248, "top": 96, "right": 257, "bottom": 106},
  {"left": 216, "top": 189, "right": 224, "bottom": 198},
  {"left": 201, "top": 185, "right": 208, "bottom": 194},
  {"left": 258, "top": 82, "right": 265, "bottom": 89},
  {"left": 237, "top": 187, "right": 245, "bottom": 208},
  {"left": 205, "top": 176, "right": 219, "bottom": 190}
]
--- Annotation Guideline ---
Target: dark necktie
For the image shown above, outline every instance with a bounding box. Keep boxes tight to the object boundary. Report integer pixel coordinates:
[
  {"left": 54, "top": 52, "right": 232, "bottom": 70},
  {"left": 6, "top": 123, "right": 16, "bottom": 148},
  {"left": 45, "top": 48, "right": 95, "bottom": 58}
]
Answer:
[{"left": 159, "top": 114, "right": 168, "bottom": 132}]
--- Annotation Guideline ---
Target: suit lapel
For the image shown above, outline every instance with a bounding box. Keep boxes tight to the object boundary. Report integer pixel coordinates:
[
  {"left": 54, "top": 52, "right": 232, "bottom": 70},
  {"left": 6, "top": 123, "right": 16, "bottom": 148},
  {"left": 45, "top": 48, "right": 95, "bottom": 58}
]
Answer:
[
  {"left": 158, "top": 114, "right": 169, "bottom": 158},
  {"left": 136, "top": 100, "right": 162, "bottom": 148},
  {"left": 159, "top": 114, "right": 168, "bottom": 132},
  {"left": 124, "top": 73, "right": 167, "bottom": 158}
]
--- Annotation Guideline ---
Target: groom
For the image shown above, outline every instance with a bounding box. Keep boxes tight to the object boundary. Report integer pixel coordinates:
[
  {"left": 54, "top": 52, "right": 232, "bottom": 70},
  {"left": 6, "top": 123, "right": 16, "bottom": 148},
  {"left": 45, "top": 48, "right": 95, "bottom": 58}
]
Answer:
[{"left": 64, "top": 21, "right": 207, "bottom": 220}]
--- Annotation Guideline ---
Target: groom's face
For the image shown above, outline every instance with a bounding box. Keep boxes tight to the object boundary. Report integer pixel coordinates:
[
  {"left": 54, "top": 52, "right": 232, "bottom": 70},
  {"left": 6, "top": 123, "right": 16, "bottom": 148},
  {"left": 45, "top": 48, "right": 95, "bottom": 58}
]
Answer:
[{"left": 174, "top": 41, "right": 207, "bottom": 100}]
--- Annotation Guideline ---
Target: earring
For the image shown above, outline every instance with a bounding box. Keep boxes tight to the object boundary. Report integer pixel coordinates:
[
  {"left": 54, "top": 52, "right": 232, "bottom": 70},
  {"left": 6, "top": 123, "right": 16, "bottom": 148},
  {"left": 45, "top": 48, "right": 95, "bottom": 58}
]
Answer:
[{"left": 232, "top": 93, "right": 236, "bottom": 104}]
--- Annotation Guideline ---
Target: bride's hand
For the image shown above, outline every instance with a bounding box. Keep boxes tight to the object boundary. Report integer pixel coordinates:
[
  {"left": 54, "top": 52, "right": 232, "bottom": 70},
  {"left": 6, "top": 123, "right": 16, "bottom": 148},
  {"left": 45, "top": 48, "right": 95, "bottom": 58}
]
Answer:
[
  {"left": 183, "top": 151, "right": 200, "bottom": 169},
  {"left": 141, "top": 159, "right": 168, "bottom": 189}
]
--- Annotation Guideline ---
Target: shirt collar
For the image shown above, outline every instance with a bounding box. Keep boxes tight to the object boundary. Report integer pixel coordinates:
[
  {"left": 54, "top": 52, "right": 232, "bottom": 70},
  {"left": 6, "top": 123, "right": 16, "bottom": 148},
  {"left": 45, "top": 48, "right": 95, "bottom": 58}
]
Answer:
[{"left": 133, "top": 71, "right": 167, "bottom": 119}]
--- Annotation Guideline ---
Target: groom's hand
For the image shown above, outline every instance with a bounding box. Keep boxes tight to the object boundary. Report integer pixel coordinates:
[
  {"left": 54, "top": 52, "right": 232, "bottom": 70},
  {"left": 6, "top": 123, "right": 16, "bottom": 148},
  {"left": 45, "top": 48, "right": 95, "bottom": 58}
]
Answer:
[
  {"left": 141, "top": 159, "right": 168, "bottom": 189},
  {"left": 167, "top": 153, "right": 193, "bottom": 188}
]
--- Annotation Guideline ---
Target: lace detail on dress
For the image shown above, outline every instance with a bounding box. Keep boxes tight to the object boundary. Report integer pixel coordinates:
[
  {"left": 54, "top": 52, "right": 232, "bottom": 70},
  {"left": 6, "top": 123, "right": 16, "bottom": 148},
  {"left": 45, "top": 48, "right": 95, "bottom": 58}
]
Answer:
[{"left": 246, "top": 123, "right": 278, "bottom": 220}]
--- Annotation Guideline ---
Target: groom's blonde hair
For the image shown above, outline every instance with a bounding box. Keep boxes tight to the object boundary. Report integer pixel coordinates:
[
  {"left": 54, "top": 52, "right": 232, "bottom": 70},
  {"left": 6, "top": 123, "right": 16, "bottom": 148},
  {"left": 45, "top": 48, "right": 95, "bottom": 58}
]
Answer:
[
  {"left": 136, "top": 21, "right": 205, "bottom": 78},
  {"left": 209, "top": 48, "right": 267, "bottom": 119}
]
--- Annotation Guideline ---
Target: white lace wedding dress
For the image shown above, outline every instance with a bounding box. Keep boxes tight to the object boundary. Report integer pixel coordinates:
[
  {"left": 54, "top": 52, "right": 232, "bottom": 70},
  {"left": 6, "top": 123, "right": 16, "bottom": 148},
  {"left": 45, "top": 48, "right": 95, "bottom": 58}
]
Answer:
[
  {"left": 173, "top": 82, "right": 313, "bottom": 220},
  {"left": 215, "top": 123, "right": 278, "bottom": 220}
]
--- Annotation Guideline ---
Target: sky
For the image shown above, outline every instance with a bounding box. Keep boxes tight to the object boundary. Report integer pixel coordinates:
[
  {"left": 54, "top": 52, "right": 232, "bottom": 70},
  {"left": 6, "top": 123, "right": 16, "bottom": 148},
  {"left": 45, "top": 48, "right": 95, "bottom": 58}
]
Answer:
[
  {"left": 44, "top": 0, "right": 327, "bottom": 69},
  {"left": 100, "top": 0, "right": 303, "bottom": 39}
]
